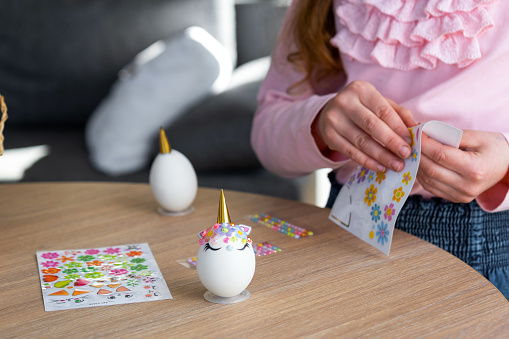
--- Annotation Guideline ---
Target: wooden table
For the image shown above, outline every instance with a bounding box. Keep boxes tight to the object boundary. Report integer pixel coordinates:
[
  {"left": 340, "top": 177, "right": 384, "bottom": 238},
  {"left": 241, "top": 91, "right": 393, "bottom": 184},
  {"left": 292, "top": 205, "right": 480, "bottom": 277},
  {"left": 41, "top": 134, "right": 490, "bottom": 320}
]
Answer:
[{"left": 1, "top": 183, "right": 508, "bottom": 337}]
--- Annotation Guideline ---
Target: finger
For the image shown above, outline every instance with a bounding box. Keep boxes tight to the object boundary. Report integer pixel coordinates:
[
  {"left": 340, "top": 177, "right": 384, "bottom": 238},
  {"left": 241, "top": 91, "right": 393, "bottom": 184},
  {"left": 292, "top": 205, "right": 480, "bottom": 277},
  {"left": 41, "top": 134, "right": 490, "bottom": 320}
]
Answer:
[
  {"left": 356, "top": 83, "right": 413, "bottom": 141},
  {"left": 349, "top": 85, "right": 412, "bottom": 159},
  {"left": 418, "top": 153, "right": 465, "bottom": 199},
  {"left": 420, "top": 134, "right": 472, "bottom": 194},
  {"left": 420, "top": 133, "right": 469, "bottom": 173},
  {"left": 386, "top": 98, "right": 418, "bottom": 128},
  {"left": 458, "top": 130, "right": 480, "bottom": 152},
  {"left": 416, "top": 176, "right": 463, "bottom": 203},
  {"left": 350, "top": 103, "right": 412, "bottom": 162},
  {"left": 418, "top": 156, "right": 475, "bottom": 203},
  {"left": 326, "top": 128, "right": 388, "bottom": 173},
  {"left": 335, "top": 119, "right": 406, "bottom": 172},
  {"left": 457, "top": 130, "right": 507, "bottom": 153}
]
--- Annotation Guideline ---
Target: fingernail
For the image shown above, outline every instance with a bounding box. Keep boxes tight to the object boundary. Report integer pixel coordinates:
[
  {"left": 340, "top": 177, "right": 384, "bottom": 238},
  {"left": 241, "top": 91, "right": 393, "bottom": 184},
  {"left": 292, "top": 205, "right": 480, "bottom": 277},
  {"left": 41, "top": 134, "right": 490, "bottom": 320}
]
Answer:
[
  {"left": 391, "top": 160, "right": 404, "bottom": 172},
  {"left": 376, "top": 164, "right": 386, "bottom": 173},
  {"left": 399, "top": 145, "right": 411, "bottom": 158}
]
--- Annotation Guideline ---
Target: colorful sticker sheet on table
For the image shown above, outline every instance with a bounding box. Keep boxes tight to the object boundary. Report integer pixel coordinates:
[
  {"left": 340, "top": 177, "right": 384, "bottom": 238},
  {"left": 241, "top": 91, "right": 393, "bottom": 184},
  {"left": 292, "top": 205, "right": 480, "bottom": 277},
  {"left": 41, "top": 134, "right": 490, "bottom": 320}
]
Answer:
[
  {"left": 36, "top": 243, "right": 172, "bottom": 311},
  {"left": 249, "top": 213, "right": 313, "bottom": 238}
]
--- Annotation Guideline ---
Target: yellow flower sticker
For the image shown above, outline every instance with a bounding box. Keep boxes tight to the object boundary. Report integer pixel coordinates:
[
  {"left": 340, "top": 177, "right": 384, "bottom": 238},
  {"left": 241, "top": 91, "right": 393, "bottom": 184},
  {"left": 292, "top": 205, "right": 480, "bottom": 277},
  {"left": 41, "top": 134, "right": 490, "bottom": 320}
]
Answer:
[
  {"left": 375, "top": 171, "right": 386, "bottom": 184},
  {"left": 402, "top": 172, "right": 412, "bottom": 185},
  {"left": 409, "top": 128, "right": 415, "bottom": 147},
  {"left": 364, "top": 184, "right": 377, "bottom": 206},
  {"left": 392, "top": 187, "right": 405, "bottom": 203}
]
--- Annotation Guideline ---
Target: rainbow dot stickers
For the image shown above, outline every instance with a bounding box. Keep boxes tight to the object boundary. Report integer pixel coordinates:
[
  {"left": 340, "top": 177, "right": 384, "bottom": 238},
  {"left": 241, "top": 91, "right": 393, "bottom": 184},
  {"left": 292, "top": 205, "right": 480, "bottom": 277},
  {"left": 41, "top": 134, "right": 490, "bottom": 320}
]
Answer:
[
  {"left": 249, "top": 214, "right": 313, "bottom": 239},
  {"left": 187, "top": 257, "right": 197, "bottom": 267},
  {"left": 254, "top": 242, "right": 282, "bottom": 256}
]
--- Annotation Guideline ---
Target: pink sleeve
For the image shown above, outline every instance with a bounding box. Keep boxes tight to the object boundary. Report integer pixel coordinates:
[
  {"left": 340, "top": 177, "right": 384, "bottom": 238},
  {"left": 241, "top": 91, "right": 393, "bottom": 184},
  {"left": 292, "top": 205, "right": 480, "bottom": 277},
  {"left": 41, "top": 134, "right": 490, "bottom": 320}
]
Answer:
[
  {"left": 251, "top": 87, "right": 346, "bottom": 178},
  {"left": 476, "top": 132, "right": 509, "bottom": 212},
  {"left": 250, "top": 14, "right": 348, "bottom": 178},
  {"left": 250, "top": 0, "right": 350, "bottom": 178}
]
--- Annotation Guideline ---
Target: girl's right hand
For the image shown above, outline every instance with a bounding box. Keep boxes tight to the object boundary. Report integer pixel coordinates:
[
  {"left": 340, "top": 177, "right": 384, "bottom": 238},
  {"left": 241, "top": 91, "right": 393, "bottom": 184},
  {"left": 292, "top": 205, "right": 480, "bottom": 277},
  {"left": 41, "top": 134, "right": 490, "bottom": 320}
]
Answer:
[{"left": 312, "top": 80, "right": 416, "bottom": 173}]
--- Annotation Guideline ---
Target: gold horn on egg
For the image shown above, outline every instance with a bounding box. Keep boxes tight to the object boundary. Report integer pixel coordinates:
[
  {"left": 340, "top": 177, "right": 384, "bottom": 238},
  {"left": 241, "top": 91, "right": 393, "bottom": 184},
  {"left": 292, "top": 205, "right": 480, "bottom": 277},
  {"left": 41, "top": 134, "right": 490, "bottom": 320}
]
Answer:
[
  {"left": 159, "top": 127, "right": 171, "bottom": 154},
  {"left": 217, "top": 189, "right": 231, "bottom": 224}
]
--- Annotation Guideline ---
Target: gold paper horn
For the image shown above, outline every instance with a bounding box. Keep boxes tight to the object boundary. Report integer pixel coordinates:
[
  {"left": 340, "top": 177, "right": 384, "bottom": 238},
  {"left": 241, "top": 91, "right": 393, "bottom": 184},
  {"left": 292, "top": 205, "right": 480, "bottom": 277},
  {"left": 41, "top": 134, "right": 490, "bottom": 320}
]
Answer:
[
  {"left": 217, "top": 189, "right": 231, "bottom": 224},
  {"left": 159, "top": 127, "right": 171, "bottom": 154}
]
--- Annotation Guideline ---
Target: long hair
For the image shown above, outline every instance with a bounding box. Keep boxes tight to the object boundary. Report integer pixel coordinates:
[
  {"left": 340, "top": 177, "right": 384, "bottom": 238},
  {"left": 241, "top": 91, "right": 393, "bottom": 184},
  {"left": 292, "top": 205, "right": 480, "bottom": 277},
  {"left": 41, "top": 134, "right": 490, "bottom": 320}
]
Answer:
[{"left": 282, "top": 0, "right": 342, "bottom": 92}]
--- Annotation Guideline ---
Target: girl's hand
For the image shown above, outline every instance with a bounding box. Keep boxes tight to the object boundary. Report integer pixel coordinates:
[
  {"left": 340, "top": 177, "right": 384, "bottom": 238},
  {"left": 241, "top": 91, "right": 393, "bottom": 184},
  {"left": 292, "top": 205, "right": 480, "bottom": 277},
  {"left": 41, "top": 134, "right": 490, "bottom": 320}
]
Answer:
[
  {"left": 312, "top": 80, "right": 416, "bottom": 173},
  {"left": 418, "top": 130, "right": 509, "bottom": 203}
]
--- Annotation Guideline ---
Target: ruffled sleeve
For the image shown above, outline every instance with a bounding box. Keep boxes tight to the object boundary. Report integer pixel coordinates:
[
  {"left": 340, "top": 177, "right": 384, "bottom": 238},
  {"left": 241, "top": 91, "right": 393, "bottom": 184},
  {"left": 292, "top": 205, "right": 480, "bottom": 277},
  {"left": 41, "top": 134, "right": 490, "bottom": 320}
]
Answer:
[{"left": 331, "top": 0, "right": 498, "bottom": 70}]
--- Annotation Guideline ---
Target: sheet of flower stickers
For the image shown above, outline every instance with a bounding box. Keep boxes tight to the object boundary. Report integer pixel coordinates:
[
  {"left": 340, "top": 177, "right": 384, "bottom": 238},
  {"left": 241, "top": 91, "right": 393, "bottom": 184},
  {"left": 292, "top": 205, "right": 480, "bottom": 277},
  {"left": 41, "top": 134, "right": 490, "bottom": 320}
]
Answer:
[
  {"left": 329, "top": 121, "right": 463, "bottom": 255},
  {"left": 36, "top": 243, "right": 172, "bottom": 311}
]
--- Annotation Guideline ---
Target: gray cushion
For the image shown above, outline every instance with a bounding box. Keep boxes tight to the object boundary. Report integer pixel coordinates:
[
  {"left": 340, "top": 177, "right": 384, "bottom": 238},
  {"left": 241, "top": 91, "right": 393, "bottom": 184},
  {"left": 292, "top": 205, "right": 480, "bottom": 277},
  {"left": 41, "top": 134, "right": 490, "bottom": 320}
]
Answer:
[
  {"left": 165, "top": 57, "right": 271, "bottom": 172},
  {"left": 0, "top": 0, "right": 235, "bottom": 126},
  {"left": 167, "top": 80, "right": 261, "bottom": 172},
  {"left": 85, "top": 27, "right": 232, "bottom": 176}
]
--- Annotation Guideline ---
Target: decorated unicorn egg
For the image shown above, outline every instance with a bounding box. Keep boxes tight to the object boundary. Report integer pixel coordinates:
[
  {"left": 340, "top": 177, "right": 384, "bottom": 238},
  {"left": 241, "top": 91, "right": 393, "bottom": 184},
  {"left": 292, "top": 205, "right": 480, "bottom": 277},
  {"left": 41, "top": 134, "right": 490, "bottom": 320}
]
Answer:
[
  {"left": 149, "top": 128, "right": 197, "bottom": 215},
  {"left": 196, "top": 190, "right": 255, "bottom": 303}
]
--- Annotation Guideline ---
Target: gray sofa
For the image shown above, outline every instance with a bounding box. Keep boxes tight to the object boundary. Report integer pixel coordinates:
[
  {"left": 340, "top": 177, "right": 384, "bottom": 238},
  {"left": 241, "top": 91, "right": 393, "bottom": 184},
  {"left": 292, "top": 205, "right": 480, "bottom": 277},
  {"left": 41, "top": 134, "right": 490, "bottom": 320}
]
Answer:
[{"left": 0, "top": 0, "right": 305, "bottom": 200}]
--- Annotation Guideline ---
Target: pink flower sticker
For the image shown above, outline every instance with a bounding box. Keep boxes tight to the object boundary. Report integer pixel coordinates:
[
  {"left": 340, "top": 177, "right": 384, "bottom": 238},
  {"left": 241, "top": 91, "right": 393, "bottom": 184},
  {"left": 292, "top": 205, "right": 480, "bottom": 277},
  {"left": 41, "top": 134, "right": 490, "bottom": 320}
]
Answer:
[
  {"left": 384, "top": 203, "right": 395, "bottom": 222},
  {"left": 41, "top": 252, "right": 59, "bottom": 259},
  {"left": 85, "top": 249, "right": 100, "bottom": 255},
  {"left": 110, "top": 269, "right": 128, "bottom": 276},
  {"left": 103, "top": 247, "right": 121, "bottom": 254},
  {"left": 41, "top": 260, "right": 60, "bottom": 268}
]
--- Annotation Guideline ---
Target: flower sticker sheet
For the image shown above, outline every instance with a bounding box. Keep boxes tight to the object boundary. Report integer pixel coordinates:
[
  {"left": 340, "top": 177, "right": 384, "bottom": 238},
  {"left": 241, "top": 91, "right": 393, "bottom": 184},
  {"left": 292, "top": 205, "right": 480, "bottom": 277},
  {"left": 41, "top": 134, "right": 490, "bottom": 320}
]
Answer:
[
  {"left": 329, "top": 121, "right": 463, "bottom": 255},
  {"left": 36, "top": 243, "right": 172, "bottom": 311}
]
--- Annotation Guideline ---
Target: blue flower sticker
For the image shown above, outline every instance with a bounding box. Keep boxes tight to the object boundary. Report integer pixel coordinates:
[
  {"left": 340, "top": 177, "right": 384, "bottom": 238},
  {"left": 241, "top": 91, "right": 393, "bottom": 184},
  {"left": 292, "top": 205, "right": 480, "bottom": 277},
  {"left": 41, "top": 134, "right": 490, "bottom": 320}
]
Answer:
[
  {"left": 411, "top": 149, "right": 418, "bottom": 162},
  {"left": 376, "top": 221, "right": 390, "bottom": 246},
  {"left": 370, "top": 204, "right": 381, "bottom": 223},
  {"left": 367, "top": 171, "right": 375, "bottom": 183}
]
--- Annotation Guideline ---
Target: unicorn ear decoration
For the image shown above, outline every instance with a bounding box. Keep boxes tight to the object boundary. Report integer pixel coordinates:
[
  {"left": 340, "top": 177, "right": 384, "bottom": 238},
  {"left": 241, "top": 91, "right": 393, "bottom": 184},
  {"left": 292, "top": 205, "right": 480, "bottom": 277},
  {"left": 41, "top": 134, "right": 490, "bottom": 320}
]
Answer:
[{"left": 196, "top": 190, "right": 256, "bottom": 303}]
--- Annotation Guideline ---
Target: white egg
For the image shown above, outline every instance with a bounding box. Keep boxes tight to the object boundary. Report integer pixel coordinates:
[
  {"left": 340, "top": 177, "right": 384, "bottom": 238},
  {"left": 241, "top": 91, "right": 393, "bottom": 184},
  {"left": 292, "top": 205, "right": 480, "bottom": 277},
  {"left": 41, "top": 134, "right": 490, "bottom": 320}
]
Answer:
[
  {"left": 196, "top": 223, "right": 255, "bottom": 298},
  {"left": 149, "top": 150, "right": 197, "bottom": 213}
]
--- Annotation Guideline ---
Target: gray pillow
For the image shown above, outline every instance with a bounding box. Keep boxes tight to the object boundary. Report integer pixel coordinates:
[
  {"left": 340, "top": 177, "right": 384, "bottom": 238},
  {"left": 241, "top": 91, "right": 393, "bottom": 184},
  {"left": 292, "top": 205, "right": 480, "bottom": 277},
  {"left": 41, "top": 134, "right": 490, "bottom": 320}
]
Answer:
[
  {"left": 166, "top": 57, "right": 271, "bottom": 172},
  {"left": 85, "top": 26, "right": 232, "bottom": 176}
]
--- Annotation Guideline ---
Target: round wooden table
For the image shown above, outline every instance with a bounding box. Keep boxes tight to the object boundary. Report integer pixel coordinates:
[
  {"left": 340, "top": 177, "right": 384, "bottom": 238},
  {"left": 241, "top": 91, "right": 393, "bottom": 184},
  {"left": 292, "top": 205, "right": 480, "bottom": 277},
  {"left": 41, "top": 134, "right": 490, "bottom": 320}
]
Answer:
[{"left": 1, "top": 183, "right": 508, "bottom": 337}]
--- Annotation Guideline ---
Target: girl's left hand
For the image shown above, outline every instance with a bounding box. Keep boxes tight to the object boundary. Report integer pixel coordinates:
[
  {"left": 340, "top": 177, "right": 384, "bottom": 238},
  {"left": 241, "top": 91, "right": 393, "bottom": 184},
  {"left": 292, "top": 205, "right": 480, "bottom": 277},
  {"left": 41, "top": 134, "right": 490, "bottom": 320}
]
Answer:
[{"left": 418, "top": 130, "right": 509, "bottom": 203}]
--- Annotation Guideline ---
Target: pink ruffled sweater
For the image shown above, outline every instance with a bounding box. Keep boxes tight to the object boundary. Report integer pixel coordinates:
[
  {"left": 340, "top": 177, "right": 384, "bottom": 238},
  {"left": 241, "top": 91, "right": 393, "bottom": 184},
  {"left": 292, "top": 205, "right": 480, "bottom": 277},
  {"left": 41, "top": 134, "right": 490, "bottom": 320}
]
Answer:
[{"left": 251, "top": 0, "right": 509, "bottom": 212}]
